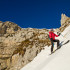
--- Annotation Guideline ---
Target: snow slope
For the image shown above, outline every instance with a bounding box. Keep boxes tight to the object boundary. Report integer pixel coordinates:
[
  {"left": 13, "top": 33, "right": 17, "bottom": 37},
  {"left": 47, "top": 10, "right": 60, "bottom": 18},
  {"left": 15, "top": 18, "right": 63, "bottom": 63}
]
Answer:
[{"left": 21, "top": 25, "right": 70, "bottom": 70}]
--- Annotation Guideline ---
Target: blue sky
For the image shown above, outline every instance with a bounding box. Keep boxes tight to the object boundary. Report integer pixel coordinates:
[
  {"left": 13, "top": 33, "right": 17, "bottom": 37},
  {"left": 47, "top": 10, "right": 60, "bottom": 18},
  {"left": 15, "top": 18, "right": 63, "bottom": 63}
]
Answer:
[{"left": 0, "top": 0, "right": 70, "bottom": 29}]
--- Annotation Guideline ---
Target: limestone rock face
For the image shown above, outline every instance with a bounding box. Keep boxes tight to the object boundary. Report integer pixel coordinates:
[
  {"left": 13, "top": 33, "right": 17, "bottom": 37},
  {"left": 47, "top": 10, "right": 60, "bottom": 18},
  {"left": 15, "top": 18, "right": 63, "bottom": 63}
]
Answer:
[
  {"left": 59, "top": 14, "right": 70, "bottom": 32},
  {"left": 0, "top": 21, "right": 21, "bottom": 36},
  {"left": 0, "top": 21, "right": 50, "bottom": 70},
  {"left": 61, "top": 13, "right": 68, "bottom": 25}
]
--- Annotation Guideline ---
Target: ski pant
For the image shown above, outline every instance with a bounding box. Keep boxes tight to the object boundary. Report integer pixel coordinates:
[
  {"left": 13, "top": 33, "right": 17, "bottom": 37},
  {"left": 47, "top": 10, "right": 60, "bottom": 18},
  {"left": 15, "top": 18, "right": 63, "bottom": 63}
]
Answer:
[{"left": 50, "top": 38, "right": 59, "bottom": 52}]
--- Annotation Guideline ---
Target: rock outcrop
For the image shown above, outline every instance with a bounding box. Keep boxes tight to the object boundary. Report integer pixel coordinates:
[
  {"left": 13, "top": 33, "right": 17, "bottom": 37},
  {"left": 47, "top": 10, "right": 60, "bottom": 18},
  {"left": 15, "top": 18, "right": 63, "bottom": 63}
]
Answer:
[
  {"left": 59, "top": 14, "right": 70, "bottom": 32},
  {"left": 61, "top": 13, "right": 69, "bottom": 25},
  {"left": 0, "top": 21, "right": 21, "bottom": 37}
]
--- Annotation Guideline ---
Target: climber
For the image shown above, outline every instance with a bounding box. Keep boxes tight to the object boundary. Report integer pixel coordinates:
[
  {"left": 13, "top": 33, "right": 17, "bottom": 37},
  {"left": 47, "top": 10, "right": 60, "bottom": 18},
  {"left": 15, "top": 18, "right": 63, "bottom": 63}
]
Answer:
[{"left": 49, "top": 29, "right": 61, "bottom": 54}]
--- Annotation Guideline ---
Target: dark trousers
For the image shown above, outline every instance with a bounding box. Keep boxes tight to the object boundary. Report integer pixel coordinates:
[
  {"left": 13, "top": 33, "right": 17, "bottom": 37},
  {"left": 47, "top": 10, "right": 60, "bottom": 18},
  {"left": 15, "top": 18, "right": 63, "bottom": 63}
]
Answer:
[{"left": 50, "top": 38, "right": 59, "bottom": 52}]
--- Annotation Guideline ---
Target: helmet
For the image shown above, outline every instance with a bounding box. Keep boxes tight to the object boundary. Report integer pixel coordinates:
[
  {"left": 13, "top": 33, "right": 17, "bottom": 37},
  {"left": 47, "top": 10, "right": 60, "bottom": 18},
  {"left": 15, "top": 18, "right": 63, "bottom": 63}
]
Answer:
[{"left": 50, "top": 28, "right": 54, "bottom": 31}]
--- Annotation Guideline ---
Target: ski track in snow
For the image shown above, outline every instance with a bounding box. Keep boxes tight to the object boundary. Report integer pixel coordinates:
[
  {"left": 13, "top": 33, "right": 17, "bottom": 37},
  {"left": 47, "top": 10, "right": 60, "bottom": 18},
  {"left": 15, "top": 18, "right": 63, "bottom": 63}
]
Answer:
[{"left": 21, "top": 25, "right": 70, "bottom": 70}]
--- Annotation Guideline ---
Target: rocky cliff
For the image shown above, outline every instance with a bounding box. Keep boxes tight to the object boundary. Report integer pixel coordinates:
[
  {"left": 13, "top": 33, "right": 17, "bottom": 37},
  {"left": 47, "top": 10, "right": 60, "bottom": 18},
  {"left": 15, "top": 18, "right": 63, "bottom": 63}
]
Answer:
[
  {"left": 59, "top": 14, "right": 70, "bottom": 32},
  {"left": 0, "top": 14, "right": 70, "bottom": 70}
]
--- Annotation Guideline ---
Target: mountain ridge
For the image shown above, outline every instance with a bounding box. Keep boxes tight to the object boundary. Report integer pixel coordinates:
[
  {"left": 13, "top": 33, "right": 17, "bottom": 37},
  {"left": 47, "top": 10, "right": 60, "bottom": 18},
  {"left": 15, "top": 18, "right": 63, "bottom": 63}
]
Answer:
[{"left": 0, "top": 13, "right": 70, "bottom": 70}]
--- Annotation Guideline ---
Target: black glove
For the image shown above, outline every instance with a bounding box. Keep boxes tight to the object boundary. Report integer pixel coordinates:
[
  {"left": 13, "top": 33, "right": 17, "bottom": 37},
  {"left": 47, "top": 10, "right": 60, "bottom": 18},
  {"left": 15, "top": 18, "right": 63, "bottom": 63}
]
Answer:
[
  {"left": 57, "top": 32, "right": 61, "bottom": 36},
  {"left": 57, "top": 32, "right": 59, "bottom": 34},
  {"left": 58, "top": 33, "right": 61, "bottom": 36}
]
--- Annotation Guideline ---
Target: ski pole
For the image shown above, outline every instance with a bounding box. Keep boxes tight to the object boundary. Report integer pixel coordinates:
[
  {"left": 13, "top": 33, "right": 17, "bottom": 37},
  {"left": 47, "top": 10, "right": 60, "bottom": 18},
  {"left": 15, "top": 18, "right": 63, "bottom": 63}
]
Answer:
[
  {"left": 60, "top": 33, "right": 68, "bottom": 40},
  {"left": 60, "top": 34, "right": 64, "bottom": 37}
]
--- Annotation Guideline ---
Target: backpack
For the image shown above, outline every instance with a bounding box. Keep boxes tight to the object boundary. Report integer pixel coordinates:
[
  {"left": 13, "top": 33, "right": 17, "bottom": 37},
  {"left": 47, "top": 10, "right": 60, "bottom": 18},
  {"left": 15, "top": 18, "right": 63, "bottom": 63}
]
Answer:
[{"left": 48, "top": 34, "right": 50, "bottom": 40}]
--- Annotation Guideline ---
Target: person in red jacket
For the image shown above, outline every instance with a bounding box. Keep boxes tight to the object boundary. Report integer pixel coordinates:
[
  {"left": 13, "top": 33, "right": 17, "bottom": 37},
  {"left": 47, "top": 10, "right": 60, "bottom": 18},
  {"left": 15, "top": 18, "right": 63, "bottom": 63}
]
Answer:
[{"left": 49, "top": 29, "right": 60, "bottom": 54}]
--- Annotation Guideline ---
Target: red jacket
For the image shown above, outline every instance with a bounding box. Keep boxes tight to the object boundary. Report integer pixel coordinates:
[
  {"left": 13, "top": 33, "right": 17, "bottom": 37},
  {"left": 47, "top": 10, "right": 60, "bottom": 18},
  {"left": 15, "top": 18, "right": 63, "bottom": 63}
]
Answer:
[{"left": 49, "top": 31, "right": 58, "bottom": 40}]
